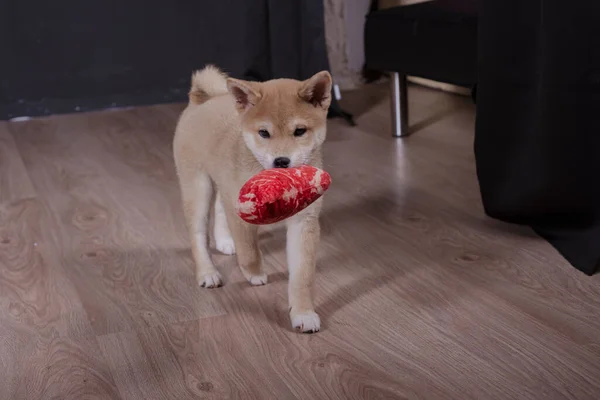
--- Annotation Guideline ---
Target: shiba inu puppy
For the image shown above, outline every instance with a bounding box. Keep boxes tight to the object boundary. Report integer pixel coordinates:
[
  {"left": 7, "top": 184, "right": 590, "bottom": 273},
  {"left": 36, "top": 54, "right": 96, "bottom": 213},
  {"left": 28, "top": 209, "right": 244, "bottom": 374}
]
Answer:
[{"left": 173, "top": 65, "right": 332, "bottom": 333}]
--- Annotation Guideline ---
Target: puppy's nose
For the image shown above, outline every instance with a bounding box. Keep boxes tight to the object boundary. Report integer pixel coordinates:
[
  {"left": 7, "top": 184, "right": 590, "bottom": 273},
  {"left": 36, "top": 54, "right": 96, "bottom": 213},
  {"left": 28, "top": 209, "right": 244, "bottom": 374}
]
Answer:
[{"left": 273, "top": 157, "right": 291, "bottom": 168}]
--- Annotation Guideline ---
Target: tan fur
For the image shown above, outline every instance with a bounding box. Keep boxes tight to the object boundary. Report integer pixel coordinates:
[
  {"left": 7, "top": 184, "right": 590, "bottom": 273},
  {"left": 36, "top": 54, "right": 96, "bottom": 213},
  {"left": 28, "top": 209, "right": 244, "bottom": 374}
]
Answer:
[
  {"left": 188, "top": 65, "right": 229, "bottom": 105},
  {"left": 173, "top": 65, "right": 332, "bottom": 333}
]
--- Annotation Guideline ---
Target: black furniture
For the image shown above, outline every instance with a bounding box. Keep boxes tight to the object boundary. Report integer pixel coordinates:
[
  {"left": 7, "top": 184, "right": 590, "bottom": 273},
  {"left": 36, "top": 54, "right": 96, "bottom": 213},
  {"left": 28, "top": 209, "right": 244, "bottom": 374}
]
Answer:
[
  {"left": 0, "top": 0, "right": 349, "bottom": 122},
  {"left": 475, "top": 0, "right": 600, "bottom": 275},
  {"left": 364, "top": 0, "right": 477, "bottom": 136},
  {"left": 367, "top": 0, "right": 600, "bottom": 275}
]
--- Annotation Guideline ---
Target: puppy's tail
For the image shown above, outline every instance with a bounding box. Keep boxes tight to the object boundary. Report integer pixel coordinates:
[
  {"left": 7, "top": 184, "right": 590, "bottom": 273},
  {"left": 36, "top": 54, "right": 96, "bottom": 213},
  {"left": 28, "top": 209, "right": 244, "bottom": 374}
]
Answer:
[{"left": 189, "top": 65, "right": 229, "bottom": 105}]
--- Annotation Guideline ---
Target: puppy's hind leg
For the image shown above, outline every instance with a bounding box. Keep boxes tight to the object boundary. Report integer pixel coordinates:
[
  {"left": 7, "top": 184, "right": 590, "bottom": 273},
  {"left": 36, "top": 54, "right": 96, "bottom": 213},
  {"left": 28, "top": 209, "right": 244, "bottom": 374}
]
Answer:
[
  {"left": 180, "top": 170, "right": 223, "bottom": 288},
  {"left": 214, "top": 192, "right": 236, "bottom": 255}
]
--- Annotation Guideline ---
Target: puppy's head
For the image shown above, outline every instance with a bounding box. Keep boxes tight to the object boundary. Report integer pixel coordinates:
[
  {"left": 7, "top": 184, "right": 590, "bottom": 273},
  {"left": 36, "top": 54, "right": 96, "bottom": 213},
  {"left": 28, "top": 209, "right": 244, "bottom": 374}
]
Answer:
[{"left": 226, "top": 71, "right": 332, "bottom": 169}]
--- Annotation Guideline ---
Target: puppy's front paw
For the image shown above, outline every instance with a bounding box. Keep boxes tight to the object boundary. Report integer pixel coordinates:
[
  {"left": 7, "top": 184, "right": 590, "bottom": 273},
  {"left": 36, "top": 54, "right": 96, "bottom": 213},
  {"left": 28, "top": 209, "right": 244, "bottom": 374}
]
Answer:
[
  {"left": 197, "top": 271, "right": 223, "bottom": 288},
  {"left": 215, "top": 236, "right": 236, "bottom": 255},
  {"left": 241, "top": 268, "right": 268, "bottom": 286},
  {"left": 290, "top": 309, "right": 321, "bottom": 333},
  {"left": 248, "top": 273, "right": 268, "bottom": 286}
]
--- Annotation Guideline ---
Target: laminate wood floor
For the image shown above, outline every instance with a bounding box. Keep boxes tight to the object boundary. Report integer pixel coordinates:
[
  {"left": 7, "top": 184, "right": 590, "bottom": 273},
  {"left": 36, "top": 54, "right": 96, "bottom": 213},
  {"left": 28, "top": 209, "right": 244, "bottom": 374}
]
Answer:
[{"left": 1, "top": 84, "right": 599, "bottom": 400}]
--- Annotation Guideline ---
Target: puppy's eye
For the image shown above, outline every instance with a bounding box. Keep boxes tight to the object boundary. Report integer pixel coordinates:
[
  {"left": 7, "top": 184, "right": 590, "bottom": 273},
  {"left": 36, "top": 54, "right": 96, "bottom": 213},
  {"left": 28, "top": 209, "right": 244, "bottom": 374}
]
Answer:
[
  {"left": 294, "top": 128, "right": 307, "bottom": 137},
  {"left": 258, "top": 129, "right": 271, "bottom": 139}
]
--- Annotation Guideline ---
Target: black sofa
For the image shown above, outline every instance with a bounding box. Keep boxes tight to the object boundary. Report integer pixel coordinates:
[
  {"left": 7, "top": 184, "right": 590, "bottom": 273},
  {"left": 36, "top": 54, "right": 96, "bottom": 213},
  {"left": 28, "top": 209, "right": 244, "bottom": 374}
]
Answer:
[
  {"left": 364, "top": 0, "right": 477, "bottom": 136},
  {"left": 367, "top": 0, "right": 600, "bottom": 275},
  {"left": 475, "top": 0, "right": 600, "bottom": 275}
]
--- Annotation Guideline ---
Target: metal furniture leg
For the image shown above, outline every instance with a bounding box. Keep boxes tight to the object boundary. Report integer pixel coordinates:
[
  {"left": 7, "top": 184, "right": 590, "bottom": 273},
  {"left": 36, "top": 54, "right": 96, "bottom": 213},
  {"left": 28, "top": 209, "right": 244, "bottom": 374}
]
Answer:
[{"left": 390, "top": 72, "right": 409, "bottom": 137}]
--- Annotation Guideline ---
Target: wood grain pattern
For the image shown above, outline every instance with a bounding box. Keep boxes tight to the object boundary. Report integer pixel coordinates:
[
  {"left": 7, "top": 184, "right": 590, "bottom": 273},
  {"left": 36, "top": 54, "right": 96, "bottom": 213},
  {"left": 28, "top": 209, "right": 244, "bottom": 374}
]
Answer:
[
  {"left": 0, "top": 173, "right": 119, "bottom": 398},
  {"left": 0, "top": 122, "right": 36, "bottom": 204},
  {"left": 1, "top": 84, "right": 600, "bottom": 399},
  {"left": 9, "top": 111, "right": 226, "bottom": 336}
]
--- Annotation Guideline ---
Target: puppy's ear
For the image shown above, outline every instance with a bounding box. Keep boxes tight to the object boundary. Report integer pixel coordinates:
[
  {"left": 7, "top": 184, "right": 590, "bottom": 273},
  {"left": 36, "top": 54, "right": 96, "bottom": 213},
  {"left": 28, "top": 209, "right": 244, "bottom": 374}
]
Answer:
[
  {"left": 227, "top": 78, "right": 262, "bottom": 113},
  {"left": 298, "top": 71, "right": 333, "bottom": 109}
]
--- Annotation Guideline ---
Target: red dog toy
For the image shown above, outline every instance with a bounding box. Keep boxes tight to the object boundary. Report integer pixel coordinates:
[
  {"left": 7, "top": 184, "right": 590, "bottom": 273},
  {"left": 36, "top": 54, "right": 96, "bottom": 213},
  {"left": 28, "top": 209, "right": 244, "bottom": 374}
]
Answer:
[{"left": 237, "top": 165, "right": 331, "bottom": 225}]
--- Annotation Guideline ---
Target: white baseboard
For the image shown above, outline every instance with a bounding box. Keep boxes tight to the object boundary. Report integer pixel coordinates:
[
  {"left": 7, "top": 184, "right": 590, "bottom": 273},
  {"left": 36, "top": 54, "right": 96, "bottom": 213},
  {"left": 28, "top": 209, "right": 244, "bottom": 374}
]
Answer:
[{"left": 407, "top": 76, "right": 471, "bottom": 96}]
